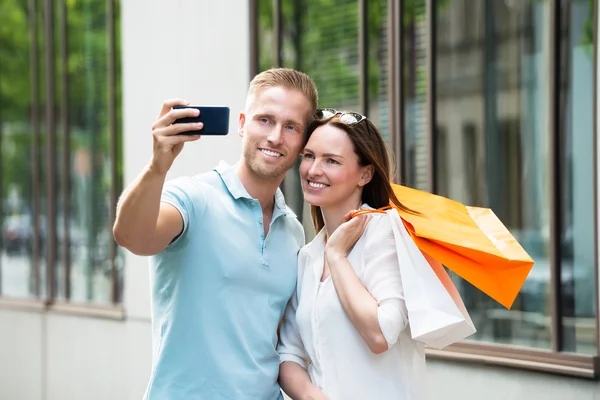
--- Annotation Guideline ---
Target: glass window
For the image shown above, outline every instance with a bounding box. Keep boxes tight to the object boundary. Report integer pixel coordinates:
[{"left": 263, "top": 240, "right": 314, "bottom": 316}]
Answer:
[
  {"left": 0, "top": 0, "right": 122, "bottom": 305},
  {"left": 368, "top": 0, "right": 391, "bottom": 144},
  {"left": 0, "top": 1, "right": 36, "bottom": 299},
  {"left": 66, "top": 0, "right": 114, "bottom": 304},
  {"left": 253, "top": 0, "right": 598, "bottom": 359},
  {"left": 403, "top": 0, "right": 429, "bottom": 191},
  {"left": 435, "top": 0, "right": 552, "bottom": 350}
]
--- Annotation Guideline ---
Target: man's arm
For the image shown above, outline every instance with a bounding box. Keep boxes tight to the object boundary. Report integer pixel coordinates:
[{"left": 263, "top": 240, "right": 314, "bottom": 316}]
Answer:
[
  {"left": 113, "top": 165, "right": 183, "bottom": 256},
  {"left": 112, "top": 99, "right": 202, "bottom": 256}
]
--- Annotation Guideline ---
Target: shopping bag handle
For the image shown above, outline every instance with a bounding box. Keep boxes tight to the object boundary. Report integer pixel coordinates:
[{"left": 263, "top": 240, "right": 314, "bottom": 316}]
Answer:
[
  {"left": 350, "top": 206, "right": 392, "bottom": 218},
  {"left": 350, "top": 206, "right": 417, "bottom": 234}
]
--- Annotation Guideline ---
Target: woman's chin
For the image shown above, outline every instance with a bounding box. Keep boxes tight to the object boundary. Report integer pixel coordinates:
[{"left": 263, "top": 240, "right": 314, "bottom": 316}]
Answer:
[{"left": 303, "top": 193, "right": 327, "bottom": 207}]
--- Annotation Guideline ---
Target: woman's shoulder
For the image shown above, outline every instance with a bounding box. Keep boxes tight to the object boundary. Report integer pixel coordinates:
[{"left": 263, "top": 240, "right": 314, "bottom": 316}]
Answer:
[{"left": 363, "top": 210, "right": 396, "bottom": 247}]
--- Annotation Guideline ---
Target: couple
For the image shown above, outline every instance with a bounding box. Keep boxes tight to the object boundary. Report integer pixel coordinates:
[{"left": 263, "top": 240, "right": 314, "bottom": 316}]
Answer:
[{"left": 113, "top": 68, "right": 426, "bottom": 400}]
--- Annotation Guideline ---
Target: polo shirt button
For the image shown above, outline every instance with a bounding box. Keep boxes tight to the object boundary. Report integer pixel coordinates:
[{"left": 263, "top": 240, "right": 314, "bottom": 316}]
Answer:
[{"left": 262, "top": 260, "right": 269, "bottom": 267}]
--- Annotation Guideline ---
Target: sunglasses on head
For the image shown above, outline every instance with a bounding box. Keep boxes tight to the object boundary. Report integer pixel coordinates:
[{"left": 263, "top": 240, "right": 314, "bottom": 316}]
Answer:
[{"left": 315, "top": 108, "right": 367, "bottom": 125}]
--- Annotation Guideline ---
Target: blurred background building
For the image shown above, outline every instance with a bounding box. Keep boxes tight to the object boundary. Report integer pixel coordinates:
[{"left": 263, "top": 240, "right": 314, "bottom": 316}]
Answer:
[{"left": 0, "top": 0, "right": 599, "bottom": 399}]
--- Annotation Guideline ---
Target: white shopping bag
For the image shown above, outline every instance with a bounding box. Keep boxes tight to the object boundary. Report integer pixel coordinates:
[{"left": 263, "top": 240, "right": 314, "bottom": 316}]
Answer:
[{"left": 387, "top": 209, "right": 476, "bottom": 349}]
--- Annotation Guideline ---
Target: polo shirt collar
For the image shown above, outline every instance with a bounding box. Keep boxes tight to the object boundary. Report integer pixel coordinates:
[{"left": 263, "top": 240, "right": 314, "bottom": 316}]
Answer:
[{"left": 214, "top": 161, "right": 295, "bottom": 218}]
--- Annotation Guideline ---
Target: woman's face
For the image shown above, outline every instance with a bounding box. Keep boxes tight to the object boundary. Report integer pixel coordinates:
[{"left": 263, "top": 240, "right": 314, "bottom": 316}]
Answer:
[{"left": 300, "top": 123, "right": 372, "bottom": 208}]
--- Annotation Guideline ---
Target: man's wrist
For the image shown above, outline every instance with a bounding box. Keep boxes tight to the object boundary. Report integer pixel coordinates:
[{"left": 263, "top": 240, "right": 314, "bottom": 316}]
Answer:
[{"left": 145, "top": 161, "right": 169, "bottom": 180}]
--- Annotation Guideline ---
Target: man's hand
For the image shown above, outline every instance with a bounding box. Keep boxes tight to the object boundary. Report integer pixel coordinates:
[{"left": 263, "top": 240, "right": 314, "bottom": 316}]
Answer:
[{"left": 150, "top": 99, "right": 203, "bottom": 175}]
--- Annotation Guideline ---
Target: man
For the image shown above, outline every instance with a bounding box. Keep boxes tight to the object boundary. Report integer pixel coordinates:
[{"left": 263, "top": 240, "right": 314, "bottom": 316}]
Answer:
[{"left": 113, "top": 68, "right": 318, "bottom": 399}]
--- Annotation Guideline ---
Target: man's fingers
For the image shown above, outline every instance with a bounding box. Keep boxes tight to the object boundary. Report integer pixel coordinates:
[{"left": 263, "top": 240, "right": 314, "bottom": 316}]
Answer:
[
  {"left": 158, "top": 122, "right": 204, "bottom": 137},
  {"left": 157, "top": 99, "right": 190, "bottom": 119},
  {"left": 160, "top": 133, "right": 201, "bottom": 146},
  {"left": 153, "top": 107, "right": 201, "bottom": 130}
]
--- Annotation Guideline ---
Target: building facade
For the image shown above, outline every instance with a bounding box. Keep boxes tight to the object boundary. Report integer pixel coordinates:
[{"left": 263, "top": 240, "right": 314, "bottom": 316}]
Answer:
[{"left": 0, "top": 0, "right": 599, "bottom": 399}]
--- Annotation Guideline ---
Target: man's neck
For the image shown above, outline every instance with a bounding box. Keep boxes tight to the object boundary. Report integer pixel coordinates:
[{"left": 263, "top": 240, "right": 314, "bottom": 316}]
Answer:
[{"left": 235, "top": 160, "right": 282, "bottom": 211}]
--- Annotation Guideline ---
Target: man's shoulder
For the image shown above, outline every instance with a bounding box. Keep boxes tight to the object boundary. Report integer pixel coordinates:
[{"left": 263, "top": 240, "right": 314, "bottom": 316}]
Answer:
[{"left": 164, "top": 170, "right": 224, "bottom": 198}]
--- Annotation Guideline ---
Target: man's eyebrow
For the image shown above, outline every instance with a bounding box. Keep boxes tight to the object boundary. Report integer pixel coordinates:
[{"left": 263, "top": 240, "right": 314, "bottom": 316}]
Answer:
[
  {"left": 254, "top": 113, "right": 275, "bottom": 119},
  {"left": 255, "top": 112, "right": 302, "bottom": 126}
]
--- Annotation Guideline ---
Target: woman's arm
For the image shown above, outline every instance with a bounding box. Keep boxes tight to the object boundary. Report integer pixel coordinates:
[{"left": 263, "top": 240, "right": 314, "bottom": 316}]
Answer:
[
  {"left": 277, "top": 289, "right": 327, "bottom": 399},
  {"left": 326, "top": 213, "right": 408, "bottom": 354},
  {"left": 279, "top": 362, "right": 327, "bottom": 400},
  {"left": 325, "top": 250, "right": 389, "bottom": 354}
]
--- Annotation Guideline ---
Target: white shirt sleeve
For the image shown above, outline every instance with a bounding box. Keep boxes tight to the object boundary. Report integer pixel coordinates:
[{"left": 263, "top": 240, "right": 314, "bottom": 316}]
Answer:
[
  {"left": 277, "top": 289, "right": 310, "bottom": 369},
  {"left": 362, "top": 215, "right": 409, "bottom": 348}
]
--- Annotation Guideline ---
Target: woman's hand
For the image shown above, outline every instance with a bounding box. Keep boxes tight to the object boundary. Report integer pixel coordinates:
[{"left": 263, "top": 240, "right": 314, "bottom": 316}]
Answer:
[{"left": 325, "top": 211, "right": 371, "bottom": 260}]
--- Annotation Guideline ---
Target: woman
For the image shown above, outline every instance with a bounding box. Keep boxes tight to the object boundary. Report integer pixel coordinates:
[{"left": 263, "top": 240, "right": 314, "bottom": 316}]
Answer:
[{"left": 277, "top": 109, "right": 427, "bottom": 400}]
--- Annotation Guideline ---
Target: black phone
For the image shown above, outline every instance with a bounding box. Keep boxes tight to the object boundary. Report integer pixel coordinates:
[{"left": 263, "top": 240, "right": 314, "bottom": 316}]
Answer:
[{"left": 172, "top": 105, "right": 230, "bottom": 135}]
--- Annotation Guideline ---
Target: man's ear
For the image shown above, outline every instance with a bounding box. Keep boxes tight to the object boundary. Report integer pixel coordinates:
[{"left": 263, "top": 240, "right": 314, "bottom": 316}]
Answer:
[
  {"left": 238, "top": 112, "right": 246, "bottom": 137},
  {"left": 359, "top": 165, "right": 375, "bottom": 187}
]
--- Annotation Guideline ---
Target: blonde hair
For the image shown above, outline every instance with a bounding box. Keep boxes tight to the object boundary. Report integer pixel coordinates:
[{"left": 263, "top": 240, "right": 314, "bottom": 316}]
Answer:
[{"left": 246, "top": 68, "right": 318, "bottom": 113}]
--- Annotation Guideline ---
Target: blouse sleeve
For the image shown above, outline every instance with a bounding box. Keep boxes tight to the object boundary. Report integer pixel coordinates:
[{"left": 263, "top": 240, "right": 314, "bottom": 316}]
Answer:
[
  {"left": 277, "top": 289, "right": 310, "bottom": 369},
  {"left": 362, "top": 214, "right": 409, "bottom": 347}
]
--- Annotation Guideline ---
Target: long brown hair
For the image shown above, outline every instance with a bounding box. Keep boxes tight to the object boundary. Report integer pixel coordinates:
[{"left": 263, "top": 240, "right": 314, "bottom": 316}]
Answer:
[{"left": 306, "top": 115, "right": 414, "bottom": 233}]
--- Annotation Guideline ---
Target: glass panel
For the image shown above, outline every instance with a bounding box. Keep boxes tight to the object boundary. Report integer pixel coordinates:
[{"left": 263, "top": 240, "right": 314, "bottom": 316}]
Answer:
[
  {"left": 0, "top": 2, "right": 36, "bottom": 298},
  {"left": 560, "top": 0, "right": 596, "bottom": 354},
  {"left": 403, "top": 0, "right": 429, "bottom": 190},
  {"left": 368, "top": 0, "right": 390, "bottom": 144},
  {"left": 435, "top": 0, "right": 552, "bottom": 349},
  {"left": 38, "top": 0, "right": 48, "bottom": 299},
  {"left": 67, "top": 0, "right": 112, "bottom": 304},
  {"left": 300, "top": 0, "right": 360, "bottom": 111},
  {"left": 278, "top": 0, "right": 362, "bottom": 239},
  {"left": 281, "top": 0, "right": 305, "bottom": 222},
  {"left": 258, "top": 0, "right": 275, "bottom": 72},
  {"left": 54, "top": 0, "right": 66, "bottom": 301}
]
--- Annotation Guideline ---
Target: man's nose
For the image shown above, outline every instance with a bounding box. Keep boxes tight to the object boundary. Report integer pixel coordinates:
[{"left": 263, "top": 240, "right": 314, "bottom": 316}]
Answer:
[{"left": 267, "top": 125, "right": 284, "bottom": 145}]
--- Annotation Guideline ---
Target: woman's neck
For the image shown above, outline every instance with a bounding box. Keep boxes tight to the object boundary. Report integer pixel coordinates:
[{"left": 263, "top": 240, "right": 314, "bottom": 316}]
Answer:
[{"left": 321, "top": 195, "right": 364, "bottom": 239}]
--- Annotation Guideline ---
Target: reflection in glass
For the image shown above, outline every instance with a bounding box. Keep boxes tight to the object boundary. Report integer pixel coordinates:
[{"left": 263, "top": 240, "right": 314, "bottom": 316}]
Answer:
[
  {"left": 368, "top": 0, "right": 390, "bottom": 144},
  {"left": 277, "top": 0, "right": 362, "bottom": 237},
  {"left": 67, "top": 0, "right": 113, "bottom": 304},
  {"left": 299, "top": 0, "right": 360, "bottom": 111},
  {"left": 435, "top": 0, "right": 552, "bottom": 349},
  {"left": 403, "top": 0, "right": 429, "bottom": 191},
  {"left": 0, "top": 3, "right": 36, "bottom": 298},
  {"left": 560, "top": 0, "right": 596, "bottom": 354},
  {"left": 258, "top": 0, "right": 275, "bottom": 72},
  {"left": 281, "top": 0, "right": 305, "bottom": 222}
]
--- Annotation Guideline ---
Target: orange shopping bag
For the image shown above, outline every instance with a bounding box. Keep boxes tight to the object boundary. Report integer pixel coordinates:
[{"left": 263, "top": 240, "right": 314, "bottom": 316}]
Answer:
[{"left": 354, "top": 184, "right": 535, "bottom": 309}]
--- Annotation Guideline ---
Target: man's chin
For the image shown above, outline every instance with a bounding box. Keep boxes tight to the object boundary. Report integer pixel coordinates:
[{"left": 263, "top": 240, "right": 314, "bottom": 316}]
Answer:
[{"left": 251, "top": 164, "right": 289, "bottom": 181}]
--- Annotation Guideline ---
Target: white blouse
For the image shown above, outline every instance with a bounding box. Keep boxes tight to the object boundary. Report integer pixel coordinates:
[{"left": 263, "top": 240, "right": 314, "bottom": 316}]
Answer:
[{"left": 278, "top": 212, "right": 428, "bottom": 400}]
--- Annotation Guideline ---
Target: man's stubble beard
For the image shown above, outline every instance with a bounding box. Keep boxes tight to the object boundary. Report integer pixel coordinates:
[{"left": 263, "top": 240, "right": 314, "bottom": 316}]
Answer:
[{"left": 243, "top": 143, "right": 297, "bottom": 181}]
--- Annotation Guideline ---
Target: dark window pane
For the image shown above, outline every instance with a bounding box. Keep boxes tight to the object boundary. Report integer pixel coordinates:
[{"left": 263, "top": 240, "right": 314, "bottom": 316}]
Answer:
[
  {"left": 559, "top": 0, "right": 596, "bottom": 354},
  {"left": 67, "top": 0, "right": 113, "bottom": 304},
  {"left": 0, "top": 2, "right": 36, "bottom": 299},
  {"left": 435, "top": 0, "right": 552, "bottom": 350},
  {"left": 403, "top": 0, "right": 429, "bottom": 190}
]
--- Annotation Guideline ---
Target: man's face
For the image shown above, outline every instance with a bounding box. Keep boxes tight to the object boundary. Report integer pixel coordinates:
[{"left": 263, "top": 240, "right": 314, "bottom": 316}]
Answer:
[{"left": 239, "top": 86, "right": 313, "bottom": 181}]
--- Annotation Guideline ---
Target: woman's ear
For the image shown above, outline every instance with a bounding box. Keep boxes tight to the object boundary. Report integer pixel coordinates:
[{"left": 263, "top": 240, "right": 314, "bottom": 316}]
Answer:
[{"left": 359, "top": 165, "right": 374, "bottom": 187}]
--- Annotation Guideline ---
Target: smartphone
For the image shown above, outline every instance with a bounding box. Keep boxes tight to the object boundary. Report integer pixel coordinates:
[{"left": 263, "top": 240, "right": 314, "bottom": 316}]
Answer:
[{"left": 172, "top": 105, "right": 230, "bottom": 136}]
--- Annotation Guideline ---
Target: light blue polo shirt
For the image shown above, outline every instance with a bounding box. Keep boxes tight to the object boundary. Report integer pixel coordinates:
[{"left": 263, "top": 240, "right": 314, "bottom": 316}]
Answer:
[{"left": 144, "top": 161, "right": 304, "bottom": 400}]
